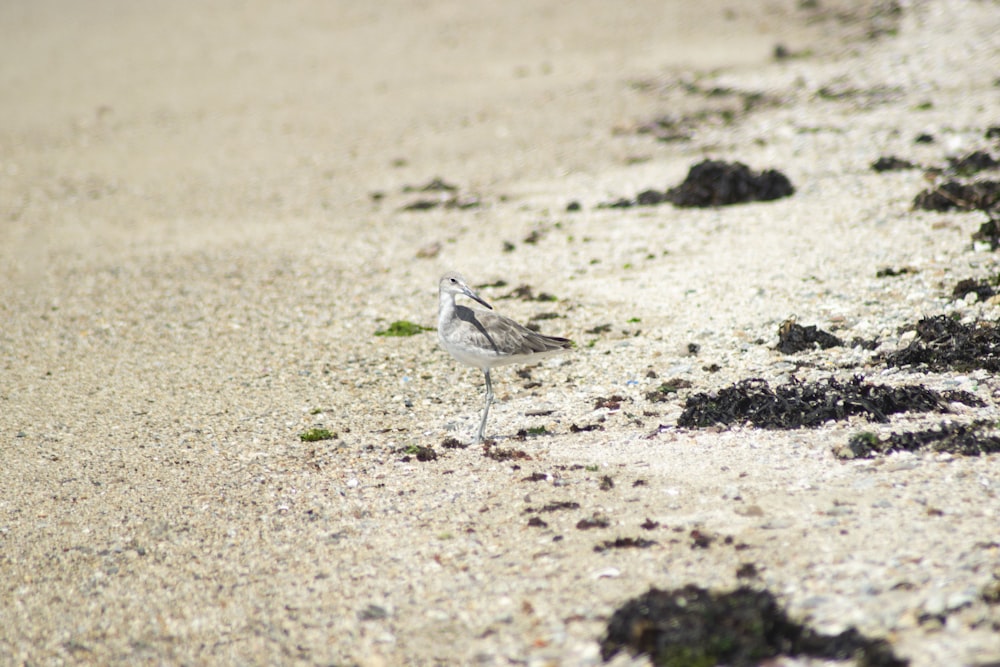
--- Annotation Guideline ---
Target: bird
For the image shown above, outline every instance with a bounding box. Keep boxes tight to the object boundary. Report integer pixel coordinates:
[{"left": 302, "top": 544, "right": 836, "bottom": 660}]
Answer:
[{"left": 437, "top": 271, "right": 573, "bottom": 444}]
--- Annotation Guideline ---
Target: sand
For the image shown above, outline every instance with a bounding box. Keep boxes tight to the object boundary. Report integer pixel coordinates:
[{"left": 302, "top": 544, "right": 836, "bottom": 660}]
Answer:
[{"left": 2, "top": 0, "right": 999, "bottom": 664}]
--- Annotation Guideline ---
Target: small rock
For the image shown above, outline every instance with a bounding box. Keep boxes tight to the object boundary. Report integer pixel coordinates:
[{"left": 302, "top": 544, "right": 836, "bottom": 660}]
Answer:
[
  {"left": 592, "top": 567, "right": 621, "bottom": 579},
  {"left": 946, "top": 591, "right": 975, "bottom": 611},
  {"left": 923, "top": 594, "right": 946, "bottom": 617}
]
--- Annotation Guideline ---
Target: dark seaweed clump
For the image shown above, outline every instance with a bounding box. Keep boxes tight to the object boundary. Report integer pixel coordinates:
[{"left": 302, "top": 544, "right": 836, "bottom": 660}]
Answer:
[
  {"left": 972, "top": 216, "right": 1000, "bottom": 250},
  {"left": 399, "top": 444, "right": 437, "bottom": 462},
  {"left": 645, "top": 378, "right": 693, "bottom": 402},
  {"left": 776, "top": 320, "right": 843, "bottom": 354},
  {"left": 874, "top": 150, "right": 998, "bottom": 177},
  {"left": 884, "top": 315, "right": 1000, "bottom": 372},
  {"left": 601, "top": 160, "right": 794, "bottom": 209},
  {"left": 871, "top": 156, "right": 918, "bottom": 172},
  {"left": 838, "top": 420, "right": 1000, "bottom": 459},
  {"left": 677, "top": 376, "right": 981, "bottom": 429},
  {"left": 398, "top": 177, "right": 482, "bottom": 211},
  {"left": 594, "top": 537, "right": 657, "bottom": 552},
  {"left": 667, "top": 160, "right": 795, "bottom": 207},
  {"left": 952, "top": 278, "right": 996, "bottom": 301},
  {"left": 913, "top": 180, "right": 1000, "bottom": 212},
  {"left": 947, "top": 150, "right": 1000, "bottom": 176},
  {"left": 601, "top": 585, "right": 907, "bottom": 667}
]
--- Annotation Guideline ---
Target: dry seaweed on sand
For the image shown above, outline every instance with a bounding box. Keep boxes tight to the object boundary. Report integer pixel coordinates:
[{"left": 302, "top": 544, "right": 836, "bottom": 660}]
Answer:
[
  {"left": 871, "top": 155, "right": 919, "bottom": 172},
  {"left": 598, "top": 159, "right": 794, "bottom": 208},
  {"left": 645, "top": 378, "right": 693, "bottom": 402},
  {"left": 913, "top": 179, "right": 1000, "bottom": 212},
  {"left": 946, "top": 150, "right": 1000, "bottom": 176},
  {"left": 397, "top": 178, "right": 482, "bottom": 211},
  {"left": 837, "top": 420, "right": 1000, "bottom": 459},
  {"left": 440, "top": 437, "right": 469, "bottom": 449},
  {"left": 677, "top": 376, "right": 982, "bottom": 429},
  {"left": 482, "top": 442, "right": 531, "bottom": 461},
  {"left": 401, "top": 177, "right": 458, "bottom": 192},
  {"left": 775, "top": 319, "right": 843, "bottom": 354},
  {"left": 972, "top": 215, "right": 1000, "bottom": 250},
  {"left": 880, "top": 149, "right": 996, "bottom": 178},
  {"left": 593, "top": 537, "right": 657, "bottom": 552},
  {"left": 601, "top": 585, "right": 907, "bottom": 667},
  {"left": 524, "top": 500, "right": 580, "bottom": 514},
  {"left": 883, "top": 315, "right": 1000, "bottom": 372},
  {"left": 397, "top": 444, "right": 438, "bottom": 462},
  {"left": 951, "top": 278, "right": 996, "bottom": 301},
  {"left": 666, "top": 159, "right": 794, "bottom": 207}
]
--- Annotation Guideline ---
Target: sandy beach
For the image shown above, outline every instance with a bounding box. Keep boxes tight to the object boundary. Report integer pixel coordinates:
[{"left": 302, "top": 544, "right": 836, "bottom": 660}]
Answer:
[{"left": 2, "top": 0, "right": 1000, "bottom": 664}]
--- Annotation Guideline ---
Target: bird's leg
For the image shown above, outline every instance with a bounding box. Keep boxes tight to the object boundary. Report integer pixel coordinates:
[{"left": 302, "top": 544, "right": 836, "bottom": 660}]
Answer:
[{"left": 476, "top": 369, "right": 494, "bottom": 444}]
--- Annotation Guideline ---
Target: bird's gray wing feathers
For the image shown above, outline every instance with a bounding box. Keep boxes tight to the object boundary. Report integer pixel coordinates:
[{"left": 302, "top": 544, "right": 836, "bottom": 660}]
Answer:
[{"left": 454, "top": 306, "right": 570, "bottom": 357}]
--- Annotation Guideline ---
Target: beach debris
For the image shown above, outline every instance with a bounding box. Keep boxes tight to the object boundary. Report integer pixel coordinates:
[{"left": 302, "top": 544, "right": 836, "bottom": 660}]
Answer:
[
  {"left": 883, "top": 315, "right": 1000, "bottom": 372},
  {"left": 876, "top": 266, "right": 916, "bottom": 277},
  {"left": 871, "top": 156, "right": 919, "bottom": 172},
  {"left": 600, "top": 586, "right": 907, "bottom": 666},
  {"left": 836, "top": 420, "right": 1000, "bottom": 459},
  {"left": 666, "top": 160, "right": 795, "bottom": 207},
  {"left": 398, "top": 444, "right": 437, "bottom": 462},
  {"left": 374, "top": 320, "right": 432, "bottom": 336},
  {"left": 524, "top": 500, "right": 580, "bottom": 514},
  {"left": 594, "top": 395, "right": 627, "bottom": 410},
  {"left": 569, "top": 422, "right": 605, "bottom": 433},
  {"left": 482, "top": 442, "right": 531, "bottom": 461},
  {"left": 397, "top": 177, "right": 482, "bottom": 211},
  {"left": 947, "top": 150, "right": 1000, "bottom": 176},
  {"left": 599, "top": 159, "right": 794, "bottom": 208},
  {"left": 677, "top": 376, "right": 981, "bottom": 429},
  {"left": 576, "top": 514, "right": 610, "bottom": 530},
  {"left": 913, "top": 179, "right": 1000, "bottom": 212},
  {"left": 776, "top": 319, "right": 843, "bottom": 354},
  {"left": 594, "top": 537, "right": 657, "bottom": 552},
  {"left": 645, "top": 378, "right": 692, "bottom": 402},
  {"left": 972, "top": 214, "right": 1000, "bottom": 249},
  {"left": 951, "top": 278, "right": 995, "bottom": 301}
]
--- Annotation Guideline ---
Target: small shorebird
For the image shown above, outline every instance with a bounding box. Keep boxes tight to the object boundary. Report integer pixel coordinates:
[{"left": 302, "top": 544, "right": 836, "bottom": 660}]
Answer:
[{"left": 437, "top": 272, "right": 573, "bottom": 443}]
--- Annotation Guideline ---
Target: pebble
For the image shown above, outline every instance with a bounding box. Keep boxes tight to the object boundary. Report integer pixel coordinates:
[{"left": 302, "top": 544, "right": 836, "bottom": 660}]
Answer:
[
  {"left": 592, "top": 568, "right": 621, "bottom": 579},
  {"left": 945, "top": 591, "right": 976, "bottom": 611}
]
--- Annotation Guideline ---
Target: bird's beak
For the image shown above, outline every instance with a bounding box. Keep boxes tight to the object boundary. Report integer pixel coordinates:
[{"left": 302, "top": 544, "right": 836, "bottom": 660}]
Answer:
[{"left": 463, "top": 285, "right": 493, "bottom": 310}]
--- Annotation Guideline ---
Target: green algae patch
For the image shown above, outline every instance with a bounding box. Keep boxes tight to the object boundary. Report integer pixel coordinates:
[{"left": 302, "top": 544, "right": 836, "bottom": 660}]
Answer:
[
  {"left": 299, "top": 428, "right": 336, "bottom": 442},
  {"left": 375, "top": 320, "right": 433, "bottom": 337}
]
